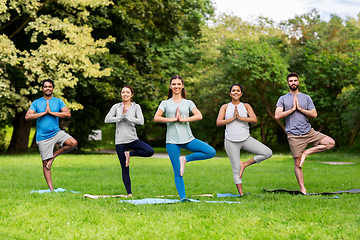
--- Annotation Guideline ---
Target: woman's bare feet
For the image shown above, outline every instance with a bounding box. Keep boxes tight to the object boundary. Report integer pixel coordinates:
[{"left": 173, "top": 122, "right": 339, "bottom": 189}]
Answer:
[
  {"left": 239, "top": 161, "right": 245, "bottom": 179},
  {"left": 127, "top": 193, "right": 133, "bottom": 197},
  {"left": 125, "top": 151, "right": 130, "bottom": 167},
  {"left": 180, "top": 156, "right": 187, "bottom": 176}
]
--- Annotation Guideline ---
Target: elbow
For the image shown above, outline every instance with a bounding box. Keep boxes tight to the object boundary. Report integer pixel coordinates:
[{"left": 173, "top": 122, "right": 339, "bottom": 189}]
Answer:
[
  {"left": 313, "top": 113, "right": 318, "bottom": 118},
  {"left": 274, "top": 114, "right": 281, "bottom": 120},
  {"left": 25, "top": 115, "right": 30, "bottom": 121}
]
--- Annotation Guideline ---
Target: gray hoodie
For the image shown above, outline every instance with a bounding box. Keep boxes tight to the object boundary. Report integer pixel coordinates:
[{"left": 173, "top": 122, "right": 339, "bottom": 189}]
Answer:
[{"left": 105, "top": 102, "right": 144, "bottom": 144}]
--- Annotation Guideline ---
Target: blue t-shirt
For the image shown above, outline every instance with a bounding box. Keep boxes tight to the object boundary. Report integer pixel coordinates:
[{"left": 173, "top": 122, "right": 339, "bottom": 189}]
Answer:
[
  {"left": 29, "top": 97, "right": 66, "bottom": 141},
  {"left": 276, "top": 92, "right": 315, "bottom": 135}
]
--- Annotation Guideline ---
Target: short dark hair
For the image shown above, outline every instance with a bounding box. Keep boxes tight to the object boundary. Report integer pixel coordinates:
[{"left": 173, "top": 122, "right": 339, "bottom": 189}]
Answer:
[
  {"left": 42, "top": 79, "right": 54, "bottom": 88},
  {"left": 287, "top": 72, "right": 298, "bottom": 81},
  {"left": 230, "top": 84, "right": 243, "bottom": 93}
]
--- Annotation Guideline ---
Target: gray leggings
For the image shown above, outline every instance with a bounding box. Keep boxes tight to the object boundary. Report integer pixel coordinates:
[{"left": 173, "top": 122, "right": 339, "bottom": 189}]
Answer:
[{"left": 224, "top": 137, "right": 272, "bottom": 184}]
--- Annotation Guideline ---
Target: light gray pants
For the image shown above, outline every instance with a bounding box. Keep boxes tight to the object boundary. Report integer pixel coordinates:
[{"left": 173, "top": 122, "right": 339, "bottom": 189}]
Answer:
[{"left": 224, "top": 137, "right": 272, "bottom": 184}]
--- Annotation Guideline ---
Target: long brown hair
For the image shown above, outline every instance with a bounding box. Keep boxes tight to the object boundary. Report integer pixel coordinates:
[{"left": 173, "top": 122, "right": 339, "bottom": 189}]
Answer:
[
  {"left": 167, "top": 75, "right": 186, "bottom": 99},
  {"left": 122, "top": 85, "right": 134, "bottom": 102}
]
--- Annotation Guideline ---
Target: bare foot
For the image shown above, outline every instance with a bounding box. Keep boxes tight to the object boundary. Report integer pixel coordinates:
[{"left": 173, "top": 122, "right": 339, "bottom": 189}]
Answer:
[
  {"left": 299, "top": 152, "right": 308, "bottom": 168},
  {"left": 127, "top": 193, "right": 133, "bottom": 197},
  {"left": 239, "top": 161, "right": 246, "bottom": 179},
  {"left": 180, "top": 156, "right": 187, "bottom": 176},
  {"left": 46, "top": 158, "right": 54, "bottom": 170},
  {"left": 300, "top": 188, "right": 307, "bottom": 195},
  {"left": 125, "top": 151, "right": 130, "bottom": 167}
]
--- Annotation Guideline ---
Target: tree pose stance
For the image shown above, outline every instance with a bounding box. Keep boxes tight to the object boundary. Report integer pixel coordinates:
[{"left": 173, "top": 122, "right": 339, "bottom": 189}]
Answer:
[
  {"left": 25, "top": 79, "right": 77, "bottom": 191},
  {"left": 105, "top": 85, "right": 154, "bottom": 197},
  {"left": 275, "top": 72, "right": 335, "bottom": 194},
  {"left": 154, "top": 75, "right": 216, "bottom": 200},
  {"left": 216, "top": 84, "right": 272, "bottom": 195}
]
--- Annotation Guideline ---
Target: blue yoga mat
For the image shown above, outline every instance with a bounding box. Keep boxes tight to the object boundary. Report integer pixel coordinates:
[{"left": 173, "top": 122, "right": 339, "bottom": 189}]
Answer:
[
  {"left": 30, "top": 188, "right": 78, "bottom": 193},
  {"left": 119, "top": 198, "right": 242, "bottom": 205}
]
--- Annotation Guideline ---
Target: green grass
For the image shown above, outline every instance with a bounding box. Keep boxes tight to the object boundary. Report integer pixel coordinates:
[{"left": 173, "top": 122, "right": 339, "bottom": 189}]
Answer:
[{"left": 0, "top": 152, "right": 359, "bottom": 239}]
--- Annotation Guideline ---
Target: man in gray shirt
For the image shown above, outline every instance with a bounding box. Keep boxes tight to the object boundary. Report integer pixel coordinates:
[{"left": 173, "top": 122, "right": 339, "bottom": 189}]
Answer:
[{"left": 275, "top": 72, "right": 335, "bottom": 194}]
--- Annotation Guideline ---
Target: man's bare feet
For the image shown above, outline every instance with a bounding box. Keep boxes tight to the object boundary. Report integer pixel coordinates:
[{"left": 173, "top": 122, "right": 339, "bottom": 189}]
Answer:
[
  {"left": 180, "top": 156, "right": 187, "bottom": 176},
  {"left": 239, "top": 161, "right": 245, "bottom": 179},
  {"left": 125, "top": 151, "right": 130, "bottom": 167},
  {"left": 45, "top": 158, "right": 54, "bottom": 170},
  {"left": 300, "top": 187, "right": 307, "bottom": 195},
  {"left": 299, "top": 152, "right": 308, "bottom": 168}
]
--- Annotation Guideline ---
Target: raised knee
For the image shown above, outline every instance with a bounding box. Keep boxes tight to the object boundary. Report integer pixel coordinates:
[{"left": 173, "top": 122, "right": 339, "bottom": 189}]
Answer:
[
  {"left": 208, "top": 148, "right": 216, "bottom": 158},
  {"left": 148, "top": 148, "right": 155, "bottom": 157},
  {"left": 265, "top": 149, "right": 273, "bottom": 159},
  {"left": 328, "top": 139, "right": 335, "bottom": 149}
]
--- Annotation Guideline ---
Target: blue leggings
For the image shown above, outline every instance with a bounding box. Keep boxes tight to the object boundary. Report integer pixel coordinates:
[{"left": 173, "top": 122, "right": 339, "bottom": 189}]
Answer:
[
  {"left": 166, "top": 139, "right": 216, "bottom": 199},
  {"left": 116, "top": 140, "right": 154, "bottom": 194}
]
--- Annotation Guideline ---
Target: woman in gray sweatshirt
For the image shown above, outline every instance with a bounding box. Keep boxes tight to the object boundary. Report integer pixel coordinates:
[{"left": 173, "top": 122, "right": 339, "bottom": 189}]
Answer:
[{"left": 105, "top": 85, "right": 154, "bottom": 196}]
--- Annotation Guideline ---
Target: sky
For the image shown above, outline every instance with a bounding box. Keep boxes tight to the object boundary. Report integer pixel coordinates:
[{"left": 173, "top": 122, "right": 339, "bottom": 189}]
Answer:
[{"left": 211, "top": 0, "right": 360, "bottom": 23}]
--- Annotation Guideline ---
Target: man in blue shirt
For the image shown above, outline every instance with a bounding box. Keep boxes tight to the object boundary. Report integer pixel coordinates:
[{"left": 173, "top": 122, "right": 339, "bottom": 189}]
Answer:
[
  {"left": 25, "top": 79, "right": 77, "bottom": 191},
  {"left": 275, "top": 72, "right": 335, "bottom": 194}
]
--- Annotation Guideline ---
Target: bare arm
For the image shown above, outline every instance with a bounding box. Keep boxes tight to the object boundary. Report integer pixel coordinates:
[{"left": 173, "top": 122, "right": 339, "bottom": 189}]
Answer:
[
  {"left": 49, "top": 106, "right": 71, "bottom": 118},
  {"left": 179, "top": 107, "right": 202, "bottom": 123},
  {"left": 154, "top": 109, "right": 178, "bottom": 123},
  {"left": 25, "top": 100, "right": 70, "bottom": 120},
  {"left": 25, "top": 109, "right": 46, "bottom": 121},
  {"left": 275, "top": 97, "right": 296, "bottom": 120},
  {"left": 238, "top": 103, "right": 257, "bottom": 124},
  {"left": 216, "top": 104, "right": 235, "bottom": 126},
  {"left": 295, "top": 99, "right": 317, "bottom": 118}
]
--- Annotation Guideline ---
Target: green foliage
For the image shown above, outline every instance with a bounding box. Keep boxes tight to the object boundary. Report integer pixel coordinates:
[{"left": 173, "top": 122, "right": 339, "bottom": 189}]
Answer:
[{"left": 281, "top": 11, "right": 360, "bottom": 146}]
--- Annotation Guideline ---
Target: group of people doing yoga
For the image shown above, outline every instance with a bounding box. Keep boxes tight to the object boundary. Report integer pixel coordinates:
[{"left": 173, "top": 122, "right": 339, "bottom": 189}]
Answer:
[{"left": 26, "top": 72, "right": 335, "bottom": 198}]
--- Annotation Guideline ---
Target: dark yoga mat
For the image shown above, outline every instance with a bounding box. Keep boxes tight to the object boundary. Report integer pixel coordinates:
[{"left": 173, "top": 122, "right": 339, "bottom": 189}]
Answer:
[{"left": 263, "top": 188, "right": 360, "bottom": 195}]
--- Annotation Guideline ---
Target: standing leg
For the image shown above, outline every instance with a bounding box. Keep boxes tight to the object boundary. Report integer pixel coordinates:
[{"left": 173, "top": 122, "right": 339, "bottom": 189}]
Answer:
[
  {"left": 294, "top": 157, "right": 306, "bottom": 194},
  {"left": 166, "top": 144, "right": 186, "bottom": 199},
  {"left": 42, "top": 160, "right": 54, "bottom": 191},
  {"left": 240, "top": 137, "right": 272, "bottom": 178},
  {"left": 224, "top": 139, "right": 243, "bottom": 195},
  {"left": 46, "top": 137, "right": 77, "bottom": 170},
  {"left": 116, "top": 144, "right": 132, "bottom": 196}
]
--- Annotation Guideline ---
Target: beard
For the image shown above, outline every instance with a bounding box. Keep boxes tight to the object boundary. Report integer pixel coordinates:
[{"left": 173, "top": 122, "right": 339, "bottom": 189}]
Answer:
[{"left": 289, "top": 84, "right": 298, "bottom": 90}]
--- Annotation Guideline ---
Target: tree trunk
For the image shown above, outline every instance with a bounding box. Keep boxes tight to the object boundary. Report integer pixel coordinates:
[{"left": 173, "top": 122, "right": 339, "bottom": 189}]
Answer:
[{"left": 6, "top": 111, "right": 33, "bottom": 154}]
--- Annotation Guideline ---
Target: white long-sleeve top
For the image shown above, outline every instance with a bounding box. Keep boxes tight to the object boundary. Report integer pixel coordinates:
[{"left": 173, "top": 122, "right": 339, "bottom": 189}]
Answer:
[{"left": 105, "top": 102, "right": 144, "bottom": 144}]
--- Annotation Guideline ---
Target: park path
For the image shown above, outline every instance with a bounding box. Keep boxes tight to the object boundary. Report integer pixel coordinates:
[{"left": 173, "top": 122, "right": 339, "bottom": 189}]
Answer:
[{"left": 97, "top": 149, "right": 169, "bottom": 158}]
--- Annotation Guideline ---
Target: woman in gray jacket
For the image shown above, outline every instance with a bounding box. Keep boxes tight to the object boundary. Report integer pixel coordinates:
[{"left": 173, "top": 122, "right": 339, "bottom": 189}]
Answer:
[{"left": 105, "top": 85, "right": 154, "bottom": 196}]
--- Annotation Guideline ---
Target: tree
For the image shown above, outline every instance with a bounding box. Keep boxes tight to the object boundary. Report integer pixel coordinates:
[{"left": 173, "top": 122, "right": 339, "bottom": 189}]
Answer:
[
  {"left": 280, "top": 10, "right": 360, "bottom": 146},
  {"left": 0, "top": 0, "right": 114, "bottom": 153}
]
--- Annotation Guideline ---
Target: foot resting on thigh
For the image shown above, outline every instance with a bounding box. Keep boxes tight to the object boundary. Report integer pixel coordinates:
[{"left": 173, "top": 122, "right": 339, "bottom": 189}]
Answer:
[
  {"left": 125, "top": 151, "right": 130, "bottom": 167},
  {"left": 299, "top": 152, "right": 308, "bottom": 168},
  {"left": 45, "top": 157, "right": 55, "bottom": 170},
  {"left": 180, "top": 156, "right": 187, "bottom": 176},
  {"left": 239, "top": 161, "right": 246, "bottom": 179}
]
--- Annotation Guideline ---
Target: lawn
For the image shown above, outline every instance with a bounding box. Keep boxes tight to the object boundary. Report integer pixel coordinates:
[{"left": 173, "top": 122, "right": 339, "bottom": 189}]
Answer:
[{"left": 0, "top": 152, "right": 359, "bottom": 239}]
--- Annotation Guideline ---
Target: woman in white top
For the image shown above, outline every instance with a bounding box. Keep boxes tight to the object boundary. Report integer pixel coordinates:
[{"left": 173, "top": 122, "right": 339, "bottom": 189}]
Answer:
[
  {"left": 216, "top": 84, "right": 272, "bottom": 195},
  {"left": 105, "top": 85, "right": 154, "bottom": 197},
  {"left": 154, "top": 75, "right": 216, "bottom": 200}
]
